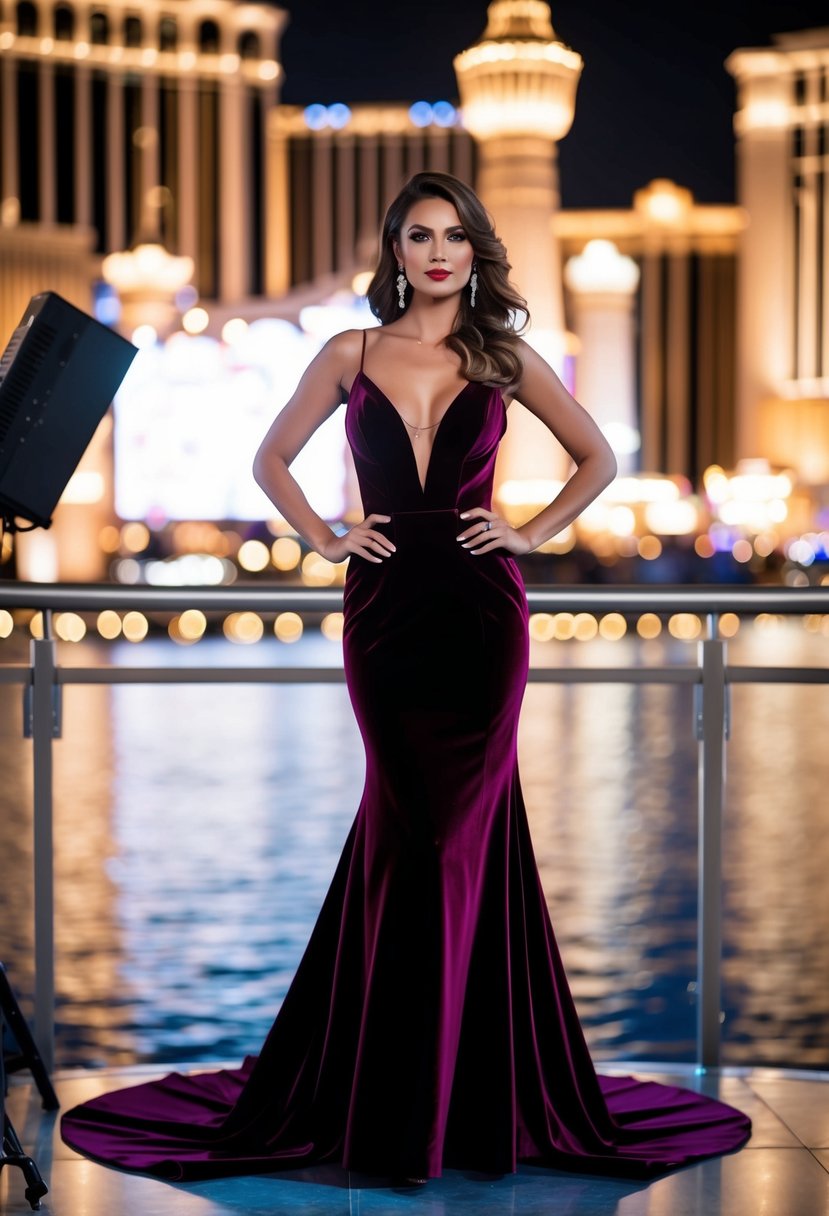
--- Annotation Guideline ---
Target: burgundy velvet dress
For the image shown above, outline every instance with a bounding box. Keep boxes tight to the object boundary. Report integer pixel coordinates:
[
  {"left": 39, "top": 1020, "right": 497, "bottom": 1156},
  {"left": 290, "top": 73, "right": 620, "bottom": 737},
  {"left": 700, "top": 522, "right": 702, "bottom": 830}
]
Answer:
[{"left": 60, "top": 331, "right": 751, "bottom": 1181}]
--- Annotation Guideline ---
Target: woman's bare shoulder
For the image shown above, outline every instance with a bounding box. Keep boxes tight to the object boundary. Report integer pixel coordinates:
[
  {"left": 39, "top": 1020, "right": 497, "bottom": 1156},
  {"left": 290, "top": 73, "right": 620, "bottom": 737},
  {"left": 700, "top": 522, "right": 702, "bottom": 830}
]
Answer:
[{"left": 318, "top": 328, "right": 372, "bottom": 391}]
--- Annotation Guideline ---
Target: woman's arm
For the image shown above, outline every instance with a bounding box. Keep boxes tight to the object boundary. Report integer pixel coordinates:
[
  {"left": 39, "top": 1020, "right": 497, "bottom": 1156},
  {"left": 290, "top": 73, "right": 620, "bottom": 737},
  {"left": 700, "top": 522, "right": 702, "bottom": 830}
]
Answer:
[
  {"left": 252, "top": 329, "right": 395, "bottom": 564},
  {"left": 459, "top": 339, "right": 617, "bottom": 555}
]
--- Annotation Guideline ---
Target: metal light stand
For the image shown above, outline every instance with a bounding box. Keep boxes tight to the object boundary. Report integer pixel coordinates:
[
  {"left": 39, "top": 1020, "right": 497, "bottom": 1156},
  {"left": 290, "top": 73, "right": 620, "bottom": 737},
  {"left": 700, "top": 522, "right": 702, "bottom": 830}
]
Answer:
[{"left": 1, "top": 962, "right": 57, "bottom": 1210}]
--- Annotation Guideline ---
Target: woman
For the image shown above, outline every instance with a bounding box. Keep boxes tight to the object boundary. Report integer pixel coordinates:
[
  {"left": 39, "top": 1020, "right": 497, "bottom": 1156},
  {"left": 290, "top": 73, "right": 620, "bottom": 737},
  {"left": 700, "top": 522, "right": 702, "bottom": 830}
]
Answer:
[{"left": 61, "top": 172, "right": 750, "bottom": 1183}]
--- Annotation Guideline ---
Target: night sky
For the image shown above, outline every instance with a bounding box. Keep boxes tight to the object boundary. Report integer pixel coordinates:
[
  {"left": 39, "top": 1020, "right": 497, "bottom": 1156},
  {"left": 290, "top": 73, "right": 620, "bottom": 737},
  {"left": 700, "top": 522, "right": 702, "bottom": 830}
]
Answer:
[{"left": 270, "top": 0, "right": 829, "bottom": 209}]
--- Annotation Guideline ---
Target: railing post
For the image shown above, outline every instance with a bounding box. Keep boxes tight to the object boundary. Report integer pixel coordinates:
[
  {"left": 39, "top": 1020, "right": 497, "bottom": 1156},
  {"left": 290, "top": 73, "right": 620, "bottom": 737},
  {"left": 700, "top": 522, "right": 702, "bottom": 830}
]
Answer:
[
  {"left": 695, "top": 614, "right": 727, "bottom": 1070},
  {"left": 27, "top": 619, "right": 60, "bottom": 1074}
]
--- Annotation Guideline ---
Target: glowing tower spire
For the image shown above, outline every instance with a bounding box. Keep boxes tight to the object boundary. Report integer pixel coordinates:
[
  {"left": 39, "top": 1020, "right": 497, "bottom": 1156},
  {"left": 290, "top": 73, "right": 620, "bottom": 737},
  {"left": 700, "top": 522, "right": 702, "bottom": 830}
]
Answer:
[{"left": 455, "top": 1, "right": 583, "bottom": 483}]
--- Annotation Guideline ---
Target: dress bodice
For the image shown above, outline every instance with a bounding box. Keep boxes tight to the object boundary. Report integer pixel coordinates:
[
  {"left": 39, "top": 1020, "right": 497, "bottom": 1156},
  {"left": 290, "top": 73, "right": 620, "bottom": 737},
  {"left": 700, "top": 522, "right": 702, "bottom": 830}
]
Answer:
[{"left": 345, "top": 370, "right": 507, "bottom": 516}]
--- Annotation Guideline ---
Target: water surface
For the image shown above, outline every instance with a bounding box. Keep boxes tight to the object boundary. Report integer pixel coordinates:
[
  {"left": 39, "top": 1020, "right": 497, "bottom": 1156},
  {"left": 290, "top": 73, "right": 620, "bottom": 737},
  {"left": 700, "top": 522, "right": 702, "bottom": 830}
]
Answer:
[{"left": 0, "top": 621, "right": 826, "bottom": 1069}]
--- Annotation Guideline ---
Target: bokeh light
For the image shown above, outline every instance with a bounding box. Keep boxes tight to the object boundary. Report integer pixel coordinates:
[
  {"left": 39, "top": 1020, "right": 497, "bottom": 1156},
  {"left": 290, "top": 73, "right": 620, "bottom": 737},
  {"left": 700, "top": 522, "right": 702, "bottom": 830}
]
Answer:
[
  {"left": 321, "top": 612, "right": 344, "bottom": 641},
  {"left": 168, "top": 609, "right": 208, "bottom": 643},
  {"left": 529, "top": 613, "right": 555, "bottom": 642},
  {"left": 182, "top": 306, "right": 209, "bottom": 335},
  {"left": 274, "top": 612, "right": 303, "bottom": 643},
  {"left": 638, "top": 535, "right": 662, "bottom": 560},
  {"left": 221, "top": 317, "right": 248, "bottom": 345},
  {"left": 573, "top": 613, "right": 599, "bottom": 641},
  {"left": 223, "top": 612, "right": 264, "bottom": 643},
  {"left": 97, "top": 611, "right": 122, "bottom": 640},
  {"left": 553, "top": 613, "right": 576, "bottom": 641},
  {"left": 121, "top": 522, "right": 150, "bottom": 553},
  {"left": 122, "top": 612, "right": 149, "bottom": 642},
  {"left": 98, "top": 525, "right": 121, "bottom": 553},
  {"left": 668, "top": 614, "right": 702, "bottom": 641},
  {"left": 636, "top": 613, "right": 662, "bottom": 639},
  {"left": 301, "top": 552, "right": 337, "bottom": 586},
  {"left": 719, "top": 613, "right": 740, "bottom": 638},
  {"left": 271, "top": 537, "right": 302, "bottom": 571},
  {"left": 238, "top": 540, "right": 270, "bottom": 572},
  {"left": 55, "top": 613, "right": 87, "bottom": 642},
  {"left": 599, "top": 613, "right": 627, "bottom": 640}
]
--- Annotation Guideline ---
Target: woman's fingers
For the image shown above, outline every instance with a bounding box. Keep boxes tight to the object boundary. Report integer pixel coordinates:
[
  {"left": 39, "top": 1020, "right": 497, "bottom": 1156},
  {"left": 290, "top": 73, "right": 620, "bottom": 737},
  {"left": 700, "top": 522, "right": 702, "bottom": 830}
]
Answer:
[
  {"left": 363, "top": 529, "right": 396, "bottom": 553},
  {"left": 457, "top": 507, "right": 499, "bottom": 549},
  {"left": 347, "top": 517, "right": 395, "bottom": 561}
]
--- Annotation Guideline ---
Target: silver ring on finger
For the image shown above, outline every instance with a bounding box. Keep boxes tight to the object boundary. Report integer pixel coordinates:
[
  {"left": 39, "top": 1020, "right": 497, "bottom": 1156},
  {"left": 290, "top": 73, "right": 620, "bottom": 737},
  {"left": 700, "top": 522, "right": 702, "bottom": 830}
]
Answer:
[{"left": 485, "top": 520, "right": 493, "bottom": 532}]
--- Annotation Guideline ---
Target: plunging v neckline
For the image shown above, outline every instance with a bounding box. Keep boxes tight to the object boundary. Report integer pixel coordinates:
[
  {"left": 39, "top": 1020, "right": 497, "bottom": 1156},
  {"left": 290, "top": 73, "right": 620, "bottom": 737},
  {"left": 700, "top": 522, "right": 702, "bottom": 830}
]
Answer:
[{"left": 354, "top": 368, "right": 473, "bottom": 495}]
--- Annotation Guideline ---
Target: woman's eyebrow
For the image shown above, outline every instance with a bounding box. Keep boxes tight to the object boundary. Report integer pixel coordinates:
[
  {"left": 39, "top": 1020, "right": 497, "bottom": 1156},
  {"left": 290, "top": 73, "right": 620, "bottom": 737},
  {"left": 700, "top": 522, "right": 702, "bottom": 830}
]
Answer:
[{"left": 406, "top": 224, "right": 465, "bottom": 233}]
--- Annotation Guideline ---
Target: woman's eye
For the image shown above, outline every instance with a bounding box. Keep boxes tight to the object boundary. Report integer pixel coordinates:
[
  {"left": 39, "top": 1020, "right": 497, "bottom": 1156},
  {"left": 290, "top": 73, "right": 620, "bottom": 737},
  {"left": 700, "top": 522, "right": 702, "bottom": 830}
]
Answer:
[
  {"left": 448, "top": 233, "right": 467, "bottom": 241},
  {"left": 410, "top": 232, "right": 428, "bottom": 242}
]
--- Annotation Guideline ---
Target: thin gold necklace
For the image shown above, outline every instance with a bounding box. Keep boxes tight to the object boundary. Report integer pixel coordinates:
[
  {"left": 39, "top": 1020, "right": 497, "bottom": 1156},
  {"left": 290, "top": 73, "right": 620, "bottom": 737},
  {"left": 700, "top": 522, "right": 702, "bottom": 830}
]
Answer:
[{"left": 398, "top": 414, "right": 440, "bottom": 439}]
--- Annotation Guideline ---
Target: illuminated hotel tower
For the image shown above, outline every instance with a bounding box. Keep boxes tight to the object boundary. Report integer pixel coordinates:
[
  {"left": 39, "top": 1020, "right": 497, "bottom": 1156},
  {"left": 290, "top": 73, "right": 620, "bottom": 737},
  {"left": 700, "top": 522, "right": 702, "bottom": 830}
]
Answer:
[
  {"left": 0, "top": 0, "right": 284, "bottom": 580},
  {"left": 0, "top": 0, "right": 284, "bottom": 312},
  {"left": 454, "top": 0, "right": 583, "bottom": 483},
  {"left": 726, "top": 25, "right": 829, "bottom": 483}
]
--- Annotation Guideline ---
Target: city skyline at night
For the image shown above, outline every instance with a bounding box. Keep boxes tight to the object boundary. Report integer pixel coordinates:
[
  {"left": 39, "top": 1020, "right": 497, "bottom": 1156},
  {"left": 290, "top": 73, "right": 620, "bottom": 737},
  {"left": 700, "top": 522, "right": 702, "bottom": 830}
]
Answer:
[{"left": 275, "top": 0, "right": 829, "bottom": 207}]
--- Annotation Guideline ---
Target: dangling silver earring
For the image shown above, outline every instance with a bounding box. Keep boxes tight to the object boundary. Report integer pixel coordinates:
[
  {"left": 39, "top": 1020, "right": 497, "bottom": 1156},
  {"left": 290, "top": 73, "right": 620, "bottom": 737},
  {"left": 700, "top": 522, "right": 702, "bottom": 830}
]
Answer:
[
  {"left": 396, "top": 265, "right": 407, "bottom": 309},
  {"left": 469, "top": 264, "right": 478, "bottom": 309}
]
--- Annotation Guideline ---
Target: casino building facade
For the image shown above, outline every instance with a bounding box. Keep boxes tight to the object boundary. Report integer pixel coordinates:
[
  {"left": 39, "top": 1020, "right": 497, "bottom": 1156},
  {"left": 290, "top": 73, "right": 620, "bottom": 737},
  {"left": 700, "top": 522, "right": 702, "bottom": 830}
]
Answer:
[{"left": 0, "top": 0, "right": 827, "bottom": 577}]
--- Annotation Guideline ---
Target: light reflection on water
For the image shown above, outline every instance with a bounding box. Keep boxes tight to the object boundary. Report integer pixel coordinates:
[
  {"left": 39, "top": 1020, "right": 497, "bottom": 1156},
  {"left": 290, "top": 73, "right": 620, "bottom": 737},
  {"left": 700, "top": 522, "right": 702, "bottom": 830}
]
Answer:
[{"left": 0, "top": 622, "right": 827, "bottom": 1070}]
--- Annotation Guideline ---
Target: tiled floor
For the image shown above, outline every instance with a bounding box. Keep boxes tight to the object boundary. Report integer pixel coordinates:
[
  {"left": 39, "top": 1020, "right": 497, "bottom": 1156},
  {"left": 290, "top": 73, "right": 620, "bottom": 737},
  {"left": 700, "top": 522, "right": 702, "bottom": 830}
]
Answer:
[{"left": 2, "top": 1063, "right": 828, "bottom": 1215}]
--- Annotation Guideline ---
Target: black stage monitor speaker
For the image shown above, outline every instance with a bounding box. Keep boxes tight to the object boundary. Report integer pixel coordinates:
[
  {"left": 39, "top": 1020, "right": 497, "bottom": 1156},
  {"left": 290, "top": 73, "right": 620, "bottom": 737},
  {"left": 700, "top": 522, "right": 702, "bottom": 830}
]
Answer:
[{"left": 0, "top": 291, "right": 138, "bottom": 529}]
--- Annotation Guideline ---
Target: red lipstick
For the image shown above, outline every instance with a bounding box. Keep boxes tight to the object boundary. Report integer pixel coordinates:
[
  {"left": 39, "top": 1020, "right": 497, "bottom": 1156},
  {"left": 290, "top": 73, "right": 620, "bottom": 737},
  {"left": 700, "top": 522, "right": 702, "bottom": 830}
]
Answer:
[{"left": 425, "top": 270, "right": 451, "bottom": 280}]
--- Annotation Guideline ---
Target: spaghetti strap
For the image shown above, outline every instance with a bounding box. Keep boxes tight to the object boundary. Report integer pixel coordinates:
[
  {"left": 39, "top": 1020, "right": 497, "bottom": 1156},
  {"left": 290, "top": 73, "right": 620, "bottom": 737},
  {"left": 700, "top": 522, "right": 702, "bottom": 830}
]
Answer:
[{"left": 359, "top": 328, "right": 367, "bottom": 374}]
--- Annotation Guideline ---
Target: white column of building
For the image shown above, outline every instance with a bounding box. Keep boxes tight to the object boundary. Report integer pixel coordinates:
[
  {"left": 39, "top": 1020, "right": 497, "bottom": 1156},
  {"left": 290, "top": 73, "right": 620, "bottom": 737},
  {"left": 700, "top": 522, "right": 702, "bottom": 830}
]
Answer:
[
  {"left": 312, "top": 132, "right": 333, "bottom": 280},
  {"left": 0, "top": 53, "right": 19, "bottom": 224},
  {"left": 37, "top": 59, "right": 56, "bottom": 224},
  {"left": 264, "top": 109, "right": 290, "bottom": 296},
  {"left": 336, "top": 133, "right": 355, "bottom": 273},
  {"left": 452, "top": 128, "right": 473, "bottom": 188},
  {"left": 106, "top": 72, "right": 126, "bottom": 252},
  {"left": 140, "top": 69, "right": 160, "bottom": 236},
  {"left": 726, "top": 48, "right": 794, "bottom": 459},
  {"left": 639, "top": 250, "right": 663, "bottom": 472},
  {"left": 428, "top": 128, "right": 450, "bottom": 174},
  {"left": 176, "top": 74, "right": 198, "bottom": 264},
  {"left": 219, "top": 70, "right": 249, "bottom": 300},
  {"left": 563, "top": 240, "right": 641, "bottom": 474},
  {"left": 381, "top": 131, "right": 403, "bottom": 210},
  {"left": 74, "top": 64, "right": 92, "bottom": 228},
  {"left": 666, "top": 248, "right": 691, "bottom": 475},
  {"left": 796, "top": 68, "right": 820, "bottom": 381},
  {"left": 356, "top": 127, "right": 379, "bottom": 262},
  {"left": 407, "top": 131, "right": 424, "bottom": 176}
]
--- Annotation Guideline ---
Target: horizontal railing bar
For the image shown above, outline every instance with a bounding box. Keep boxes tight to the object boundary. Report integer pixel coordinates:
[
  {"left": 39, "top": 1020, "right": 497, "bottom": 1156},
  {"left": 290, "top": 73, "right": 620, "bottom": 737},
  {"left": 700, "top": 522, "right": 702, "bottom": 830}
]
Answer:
[
  {"left": 526, "top": 667, "right": 700, "bottom": 683},
  {"left": 30, "top": 665, "right": 829, "bottom": 687},
  {"left": 0, "top": 582, "right": 828, "bottom": 615},
  {"left": 726, "top": 666, "right": 829, "bottom": 683},
  {"left": 2, "top": 654, "right": 827, "bottom": 694},
  {"left": 58, "top": 667, "right": 348, "bottom": 684},
  {"left": 53, "top": 666, "right": 698, "bottom": 686},
  {"left": 0, "top": 668, "right": 30, "bottom": 684}
]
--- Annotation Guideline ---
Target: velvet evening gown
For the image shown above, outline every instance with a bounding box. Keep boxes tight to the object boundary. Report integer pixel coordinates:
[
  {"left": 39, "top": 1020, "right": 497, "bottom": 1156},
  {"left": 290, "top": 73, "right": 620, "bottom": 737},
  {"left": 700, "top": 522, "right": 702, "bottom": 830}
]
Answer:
[{"left": 60, "top": 330, "right": 751, "bottom": 1181}]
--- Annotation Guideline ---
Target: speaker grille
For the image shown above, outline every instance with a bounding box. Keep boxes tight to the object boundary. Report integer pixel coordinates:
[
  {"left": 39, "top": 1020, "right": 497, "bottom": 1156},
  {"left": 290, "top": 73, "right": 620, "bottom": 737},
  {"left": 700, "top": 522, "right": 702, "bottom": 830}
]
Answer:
[{"left": 0, "top": 321, "right": 57, "bottom": 446}]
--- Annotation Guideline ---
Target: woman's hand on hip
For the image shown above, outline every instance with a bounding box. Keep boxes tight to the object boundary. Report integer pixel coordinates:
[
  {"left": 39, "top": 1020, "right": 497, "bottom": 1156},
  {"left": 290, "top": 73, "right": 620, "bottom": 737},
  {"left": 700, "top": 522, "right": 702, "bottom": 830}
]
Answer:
[
  {"left": 321, "top": 514, "right": 396, "bottom": 564},
  {"left": 456, "top": 508, "right": 533, "bottom": 555}
]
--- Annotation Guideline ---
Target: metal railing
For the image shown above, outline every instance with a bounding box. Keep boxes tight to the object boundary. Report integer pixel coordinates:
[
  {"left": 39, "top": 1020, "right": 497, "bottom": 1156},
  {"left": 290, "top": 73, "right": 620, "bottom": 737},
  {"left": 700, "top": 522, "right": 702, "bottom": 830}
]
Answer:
[{"left": 1, "top": 581, "right": 828, "bottom": 1075}]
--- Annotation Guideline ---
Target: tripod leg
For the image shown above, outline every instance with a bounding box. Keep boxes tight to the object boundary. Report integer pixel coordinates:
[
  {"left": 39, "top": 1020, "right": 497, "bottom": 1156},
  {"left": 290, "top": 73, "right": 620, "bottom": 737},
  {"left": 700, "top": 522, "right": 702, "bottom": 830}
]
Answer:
[
  {"left": 3, "top": 1114, "right": 50, "bottom": 1210},
  {"left": 0, "top": 966, "right": 59, "bottom": 1111}
]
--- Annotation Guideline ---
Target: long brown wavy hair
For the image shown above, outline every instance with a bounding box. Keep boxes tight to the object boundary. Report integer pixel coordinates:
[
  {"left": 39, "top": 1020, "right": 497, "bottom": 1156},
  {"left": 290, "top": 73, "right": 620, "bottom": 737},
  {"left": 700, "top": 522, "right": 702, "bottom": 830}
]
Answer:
[{"left": 366, "top": 171, "right": 529, "bottom": 387}]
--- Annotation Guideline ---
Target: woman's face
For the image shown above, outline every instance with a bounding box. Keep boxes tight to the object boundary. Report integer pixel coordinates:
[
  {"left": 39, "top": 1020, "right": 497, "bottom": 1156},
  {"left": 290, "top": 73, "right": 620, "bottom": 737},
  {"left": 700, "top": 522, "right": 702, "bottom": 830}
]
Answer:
[{"left": 393, "top": 196, "right": 475, "bottom": 301}]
